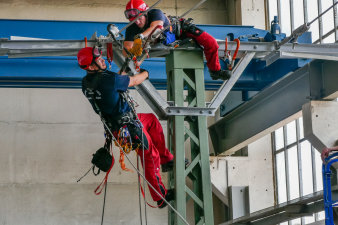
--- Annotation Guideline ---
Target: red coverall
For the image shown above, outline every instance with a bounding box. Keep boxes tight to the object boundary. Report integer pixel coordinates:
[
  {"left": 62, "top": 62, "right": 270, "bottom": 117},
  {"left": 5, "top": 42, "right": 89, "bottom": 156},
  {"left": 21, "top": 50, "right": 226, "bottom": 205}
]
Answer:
[
  {"left": 136, "top": 113, "right": 174, "bottom": 201},
  {"left": 185, "top": 31, "right": 221, "bottom": 72}
]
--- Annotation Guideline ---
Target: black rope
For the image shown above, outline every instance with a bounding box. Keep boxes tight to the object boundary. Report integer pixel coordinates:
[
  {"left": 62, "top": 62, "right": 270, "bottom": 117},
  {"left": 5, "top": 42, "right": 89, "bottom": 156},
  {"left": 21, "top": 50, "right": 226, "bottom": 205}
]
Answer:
[
  {"left": 101, "top": 182, "right": 108, "bottom": 225},
  {"left": 76, "top": 165, "right": 94, "bottom": 183},
  {"left": 137, "top": 157, "right": 143, "bottom": 225}
]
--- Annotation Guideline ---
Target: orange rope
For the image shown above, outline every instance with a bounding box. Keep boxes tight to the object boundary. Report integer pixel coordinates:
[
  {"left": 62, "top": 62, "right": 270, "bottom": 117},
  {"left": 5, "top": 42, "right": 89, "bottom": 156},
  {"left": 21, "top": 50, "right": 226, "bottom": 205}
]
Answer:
[{"left": 119, "top": 150, "right": 133, "bottom": 172}]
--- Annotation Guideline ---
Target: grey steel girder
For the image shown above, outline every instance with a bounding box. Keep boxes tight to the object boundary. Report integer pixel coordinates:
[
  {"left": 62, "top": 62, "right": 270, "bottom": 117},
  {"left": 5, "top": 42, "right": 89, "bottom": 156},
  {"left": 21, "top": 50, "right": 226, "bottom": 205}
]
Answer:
[
  {"left": 2, "top": 37, "right": 338, "bottom": 62},
  {"left": 217, "top": 41, "right": 338, "bottom": 62},
  {"left": 209, "top": 59, "right": 338, "bottom": 156},
  {"left": 220, "top": 189, "right": 324, "bottom": 225},
  {"left": 208, "top": 52, "right": 255, "bottom": 110}
]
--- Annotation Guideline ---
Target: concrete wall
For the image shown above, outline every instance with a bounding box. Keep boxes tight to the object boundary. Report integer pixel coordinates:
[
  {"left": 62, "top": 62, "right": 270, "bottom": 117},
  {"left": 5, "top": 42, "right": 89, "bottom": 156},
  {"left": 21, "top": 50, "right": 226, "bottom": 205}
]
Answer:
[
  {"left": 210, "top": 134, "right": 274, "bottom": 223},
  {"left": 226, "top": 0, "right": 266, "bottom": 28},
  {"left": 0, "top": 88, "right": 168, "bottom": 225},
  {"left": 0, "top": 0, "right": 228, "bottom": 24}
]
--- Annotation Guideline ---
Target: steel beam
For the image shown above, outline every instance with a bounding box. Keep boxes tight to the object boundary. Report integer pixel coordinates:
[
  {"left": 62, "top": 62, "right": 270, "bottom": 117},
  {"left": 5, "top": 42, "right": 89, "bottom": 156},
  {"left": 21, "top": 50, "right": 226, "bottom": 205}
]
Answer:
[
  {"left": 2, "top": 38, "right": 338, "bottom": 62},
  {"left": 209, "top": 60, "right": 338, "bottom": 156},
  {"left": 220, "top": 188, "right": 327, "bottom": 225},
  {"left": 208, "top": 52, "right": 255, "bottom": 110}
]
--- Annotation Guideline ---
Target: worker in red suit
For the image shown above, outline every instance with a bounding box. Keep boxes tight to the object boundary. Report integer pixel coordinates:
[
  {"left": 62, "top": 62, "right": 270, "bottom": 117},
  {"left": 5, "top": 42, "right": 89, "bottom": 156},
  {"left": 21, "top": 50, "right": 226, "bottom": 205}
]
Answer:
[
  {"left": 123, "top": 0, "right": 232, "bottom": 80},
  {"left": 78, "top": 46, "right": 174, "bottom": 208}
]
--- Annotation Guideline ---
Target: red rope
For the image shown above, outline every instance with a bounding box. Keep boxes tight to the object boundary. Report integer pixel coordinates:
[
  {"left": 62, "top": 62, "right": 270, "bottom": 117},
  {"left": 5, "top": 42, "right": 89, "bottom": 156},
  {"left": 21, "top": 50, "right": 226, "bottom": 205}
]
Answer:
[{"left": 106, "top": 43, "right": 113, "bottom": 65}]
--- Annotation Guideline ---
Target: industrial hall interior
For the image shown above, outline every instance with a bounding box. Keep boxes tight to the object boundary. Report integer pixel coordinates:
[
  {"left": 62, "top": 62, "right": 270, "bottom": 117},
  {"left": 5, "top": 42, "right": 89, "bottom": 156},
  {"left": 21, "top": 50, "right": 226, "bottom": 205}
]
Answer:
[{"left": 1, "top": 0, "right": 338, "bottom": 224}]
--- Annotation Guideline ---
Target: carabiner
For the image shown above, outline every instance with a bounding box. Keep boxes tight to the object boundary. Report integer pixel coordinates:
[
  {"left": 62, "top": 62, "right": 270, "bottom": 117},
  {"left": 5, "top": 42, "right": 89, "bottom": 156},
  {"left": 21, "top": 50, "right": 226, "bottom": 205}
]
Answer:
[{"left": 223, "top": 38, "right": 240, "bottom": 71}]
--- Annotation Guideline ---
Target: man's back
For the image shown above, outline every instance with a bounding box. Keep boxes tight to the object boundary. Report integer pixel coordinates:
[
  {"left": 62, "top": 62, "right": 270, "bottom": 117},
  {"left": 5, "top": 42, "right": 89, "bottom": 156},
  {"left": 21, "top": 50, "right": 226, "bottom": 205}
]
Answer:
[{"left": 82, "top": 70, "right": 131, "bottom": 117}]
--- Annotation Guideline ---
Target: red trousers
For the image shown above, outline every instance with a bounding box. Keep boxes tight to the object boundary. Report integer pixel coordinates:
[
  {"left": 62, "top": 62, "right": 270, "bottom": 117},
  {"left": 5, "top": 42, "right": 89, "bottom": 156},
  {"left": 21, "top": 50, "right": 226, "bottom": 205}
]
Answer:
[
  {"left": 136, "top": 113, "right": 174, "bottom": 202},
  {"left": 186, "top": 31, "right": 221, "bottom": 72}
]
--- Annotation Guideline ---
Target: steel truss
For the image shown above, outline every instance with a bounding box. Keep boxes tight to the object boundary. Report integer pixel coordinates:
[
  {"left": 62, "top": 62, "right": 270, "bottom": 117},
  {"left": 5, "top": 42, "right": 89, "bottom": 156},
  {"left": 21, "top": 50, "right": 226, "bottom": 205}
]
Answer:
[{"left": 166, "top": 49, "right": 214, "bottom": 225}]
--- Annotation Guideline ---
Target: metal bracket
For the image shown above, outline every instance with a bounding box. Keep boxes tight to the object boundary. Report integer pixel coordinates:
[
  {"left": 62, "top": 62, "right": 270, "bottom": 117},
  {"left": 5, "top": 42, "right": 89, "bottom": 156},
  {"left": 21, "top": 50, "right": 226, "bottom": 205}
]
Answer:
[{"left": 166, "top": 106, "right": 216, "bottom": 116}]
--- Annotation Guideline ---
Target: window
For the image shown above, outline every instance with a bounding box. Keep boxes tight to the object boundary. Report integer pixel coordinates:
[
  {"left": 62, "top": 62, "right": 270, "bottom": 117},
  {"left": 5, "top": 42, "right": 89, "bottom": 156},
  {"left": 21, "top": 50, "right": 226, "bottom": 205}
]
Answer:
[
  {"left": 267, "top": 0, "right": 338, "bottom": 43},
  {"left": 272, "top": 117, "right": 324, "bottom": 224}
]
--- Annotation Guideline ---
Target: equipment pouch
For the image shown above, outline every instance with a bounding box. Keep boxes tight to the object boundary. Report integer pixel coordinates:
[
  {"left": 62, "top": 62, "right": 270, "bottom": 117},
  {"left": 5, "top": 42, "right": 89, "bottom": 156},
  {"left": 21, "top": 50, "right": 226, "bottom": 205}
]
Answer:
[
  {"left": 91, "top": 147, "right": 114, "bottom": 172},
  {"left": 163, "top": 30, "right": 176, "bottom": 45}
]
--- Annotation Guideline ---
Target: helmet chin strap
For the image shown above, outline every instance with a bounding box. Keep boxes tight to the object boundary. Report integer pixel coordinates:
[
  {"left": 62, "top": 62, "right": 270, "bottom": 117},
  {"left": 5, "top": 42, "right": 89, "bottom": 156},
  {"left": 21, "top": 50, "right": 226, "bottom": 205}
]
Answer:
[{"left": 87, "top": 59, "right": 106, "bottom": 72}]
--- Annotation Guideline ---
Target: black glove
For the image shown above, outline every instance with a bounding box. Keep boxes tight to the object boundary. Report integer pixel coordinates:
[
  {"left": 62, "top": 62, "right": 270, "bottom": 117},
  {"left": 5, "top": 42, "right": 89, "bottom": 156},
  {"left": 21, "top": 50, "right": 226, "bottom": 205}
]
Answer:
[{"left": 139, "top": 68, "right": 149, "bottom": 79}]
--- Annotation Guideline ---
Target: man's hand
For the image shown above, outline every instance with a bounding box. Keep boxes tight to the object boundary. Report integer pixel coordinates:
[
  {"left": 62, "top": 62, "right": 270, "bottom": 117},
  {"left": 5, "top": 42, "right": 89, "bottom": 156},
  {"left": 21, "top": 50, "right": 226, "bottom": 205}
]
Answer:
[
  {"left": 322, "top": 147, "right": 331, "bottom": 162},
  {"left": 128, "top": 68, "right": 149, "bottom": 87},
  {"left": 321, "top": 146, "right": 338, "bottom": 162},
  {"left": 139, "top": 68, "right": 149, "bottom": 79}
]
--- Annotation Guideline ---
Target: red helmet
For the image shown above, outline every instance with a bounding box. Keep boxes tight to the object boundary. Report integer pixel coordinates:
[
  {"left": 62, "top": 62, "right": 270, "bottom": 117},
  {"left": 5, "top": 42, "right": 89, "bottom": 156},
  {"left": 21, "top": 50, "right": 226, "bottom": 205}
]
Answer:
[
  {"left": 77, "top": 47, "right": 102, "bottom": 70},
  {"left": 125, "top": 0, "right": 149, "bottom": 21}
]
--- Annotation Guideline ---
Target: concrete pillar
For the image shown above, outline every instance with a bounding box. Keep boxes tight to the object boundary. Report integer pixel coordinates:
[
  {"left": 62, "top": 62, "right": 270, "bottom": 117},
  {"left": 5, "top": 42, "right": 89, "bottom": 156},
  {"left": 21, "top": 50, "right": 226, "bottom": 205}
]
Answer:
[{"left": 226, "top": 0, "right": 266, "bottom": 29}]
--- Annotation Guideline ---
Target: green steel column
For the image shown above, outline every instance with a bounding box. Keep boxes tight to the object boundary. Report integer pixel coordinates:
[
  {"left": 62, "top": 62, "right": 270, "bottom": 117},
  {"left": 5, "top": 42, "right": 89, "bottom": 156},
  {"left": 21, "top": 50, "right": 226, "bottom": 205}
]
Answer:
[{"left": 166, "top": 49, "right": 214, "bottom": 225}]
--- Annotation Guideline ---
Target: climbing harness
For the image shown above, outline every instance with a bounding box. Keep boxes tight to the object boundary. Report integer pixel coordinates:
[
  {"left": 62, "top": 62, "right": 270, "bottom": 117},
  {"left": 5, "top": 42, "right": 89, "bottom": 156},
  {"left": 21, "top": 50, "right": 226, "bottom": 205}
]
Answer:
[
  {"left": 89, "top": 88, "right": 189, "bottom": 224},
  {"left": 223, "top": 38, "right": 240, "bottom": 71},
  {"left": 79, "top": 83, "right": 189, "bottom": 223}
]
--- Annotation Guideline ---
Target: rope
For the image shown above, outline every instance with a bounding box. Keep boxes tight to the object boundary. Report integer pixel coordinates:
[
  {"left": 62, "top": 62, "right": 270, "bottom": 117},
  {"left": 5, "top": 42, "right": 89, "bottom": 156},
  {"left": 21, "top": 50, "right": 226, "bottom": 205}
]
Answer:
[
  {"left": 91, "top": 90, "right": 189, "bottom": 224},
  {"left": 137, "top": 156, "right": 143, "bottom": 225},
  {"left": 76, "top": 165, "right": 94, "bottom": 183},
  {"left": 101, "top": 118, "right": 190, "bottom": 225},
  {"left": 100, "top": 183, "right": 108, "bottom": 225},
  {"left": 141, "top": 130, "right": 148, "bottom": 225}
]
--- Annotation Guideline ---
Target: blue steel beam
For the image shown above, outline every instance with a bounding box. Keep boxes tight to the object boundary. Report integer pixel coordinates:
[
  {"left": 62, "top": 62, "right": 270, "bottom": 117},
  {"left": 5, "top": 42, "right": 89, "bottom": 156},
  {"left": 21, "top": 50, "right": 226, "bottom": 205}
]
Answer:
[
  {"left": 0, "top": 19, "right": 311, "bottom": 90},
  {"left": 209, "top": 59, "right": 338, "bottom": 156}
]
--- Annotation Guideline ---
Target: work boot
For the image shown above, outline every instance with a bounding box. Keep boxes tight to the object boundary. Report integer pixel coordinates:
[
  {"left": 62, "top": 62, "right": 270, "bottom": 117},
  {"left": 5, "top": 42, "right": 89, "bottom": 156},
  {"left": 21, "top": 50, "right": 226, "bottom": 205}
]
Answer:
[
  {"left": 209, "top": 69, "right": 232, "bottom": 80},
  {"left": 161, "top": 158, "right": 189, "bottom": 172},
  {"left": 157, "top": 189, "right": 175, "bottom": 209}
]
